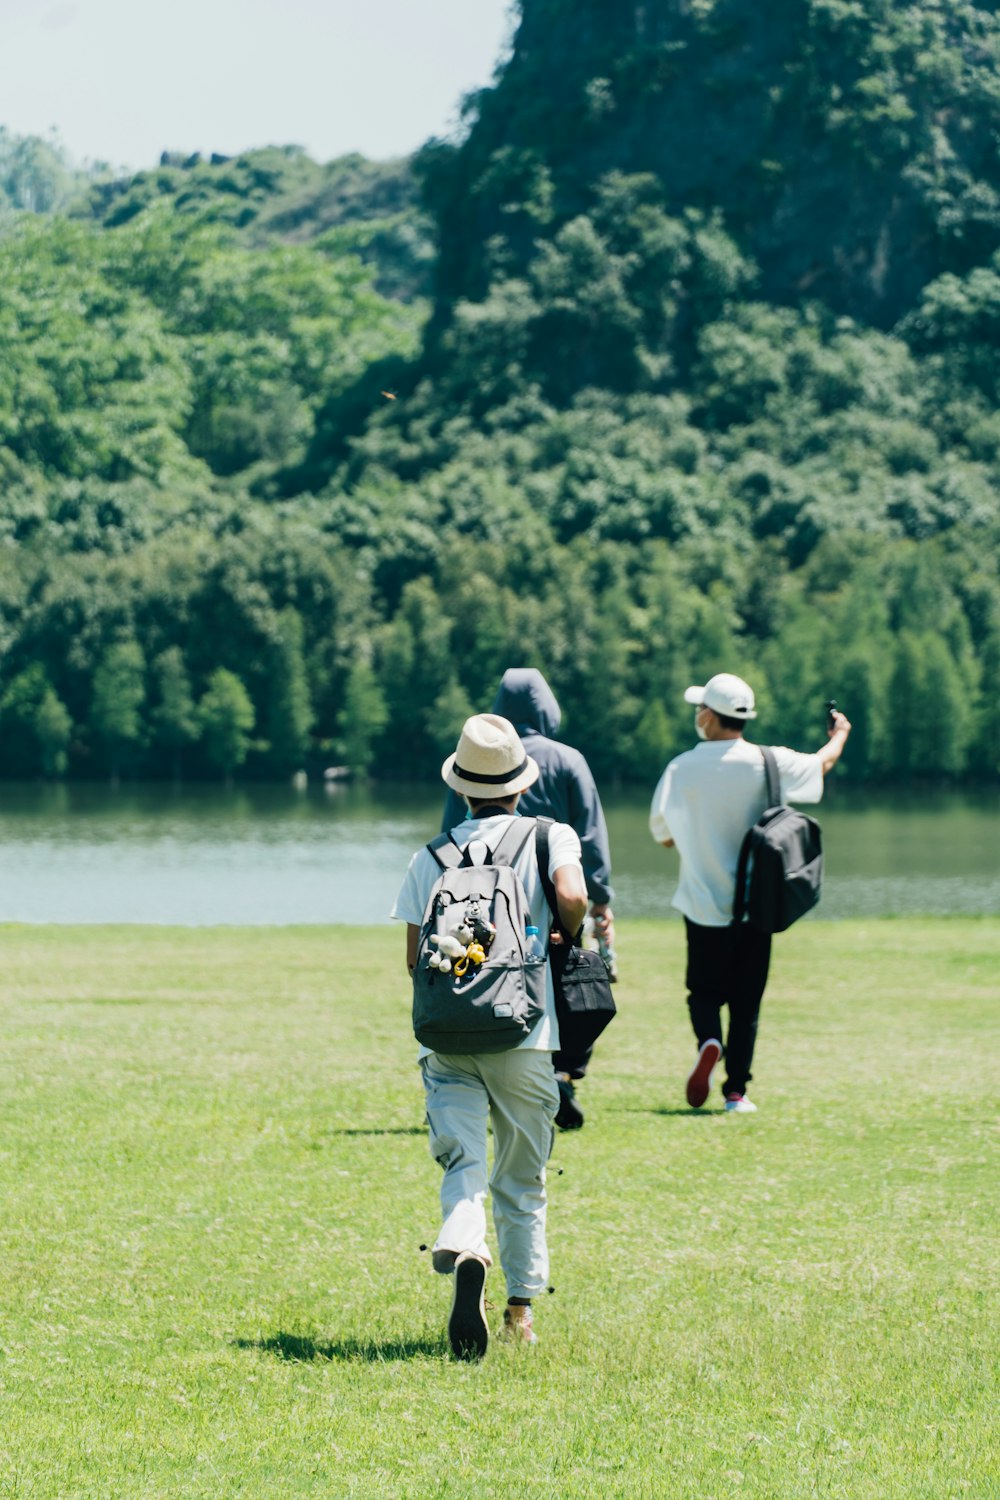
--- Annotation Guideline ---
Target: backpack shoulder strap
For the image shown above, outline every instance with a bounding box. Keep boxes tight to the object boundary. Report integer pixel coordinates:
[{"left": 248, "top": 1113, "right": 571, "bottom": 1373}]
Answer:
[
  {"left": 433, "top": 817, "right": 535, "bottom": 871},
  {"left": 535, "top": 817, "right": 556, "bottom": 918},
  {"left": 489, "top": 816, "right": 536, "bottom": 870},
  {"left": 534, "top": 816, "right": 577, "bottom": 943},
  {"left": 733, "top": 750, "right": 778, "bottom": 926},
  {"left": 426, "top": 832, "right": 465, "bottom": 871},
  {"left": 733, "top": 827, "right": 752, "bottom": 927},
  {"left": 759, "top": 746, "right": 781, "bottom": 810}
]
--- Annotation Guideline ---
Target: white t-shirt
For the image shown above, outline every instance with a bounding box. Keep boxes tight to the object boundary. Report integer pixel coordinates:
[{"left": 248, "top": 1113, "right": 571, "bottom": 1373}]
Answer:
[
  {"left": 649, "top": 739, "right": 824, "bottom": 927},
  {"left": 392, "top": 813, "right": 583, "bottom": 1056}
]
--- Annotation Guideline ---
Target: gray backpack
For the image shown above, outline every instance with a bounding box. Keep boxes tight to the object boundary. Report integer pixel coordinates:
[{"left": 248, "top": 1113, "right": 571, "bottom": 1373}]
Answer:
[{"left": 412, "top": 818, "right": 546, "bottom": 1053}]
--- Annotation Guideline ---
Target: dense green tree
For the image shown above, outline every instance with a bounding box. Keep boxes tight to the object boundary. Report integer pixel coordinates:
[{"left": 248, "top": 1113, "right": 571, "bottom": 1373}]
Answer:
[
  {"left": 886, "top": 630, "right": 968, "bottom": 779},
  {"left": 337, "top": 657, "right": 388, "bottom": 778},
  {"left": 0, "top": 664, "right": 72, "bottom": 777},
  {"left": 426, "top": 676, "right": 476, "bottom": 761},
  {"left": 624, "top": 697, "right": 674, "bottom": 783},
  {"left": 831, "top": 653, "right": 884, "bottom": 783},
  {"left": 918, "top": 635, "right": 974, "bottom": 778},
  {"left": 150, "top": 647, "right": 199, "bottom": 778},
  {"left": 89, "top": 640, "right": 146, "bottom": 779},
  {"left": 263, "top": 608, "right": 314, "bottom": 773},
  {"left": 970, "top": 623, "right": 1000, "bottom": 777},
  {"left": 35, "top": 683, "right": 73, "bottom": 777},
  {"left": 199, "top": 669, "right": 256, "bottom": 781},
  {"left": 375, "top": 578, "right": 458, "bottom": 773},
  {"left": 0, "top": 129, "right": 79, "bottom": 216}
]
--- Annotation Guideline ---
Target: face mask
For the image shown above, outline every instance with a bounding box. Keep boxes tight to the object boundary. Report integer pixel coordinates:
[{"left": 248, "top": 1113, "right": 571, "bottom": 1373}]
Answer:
[{"left": 694, "top": 711, "right": 708, "bottom": 740}]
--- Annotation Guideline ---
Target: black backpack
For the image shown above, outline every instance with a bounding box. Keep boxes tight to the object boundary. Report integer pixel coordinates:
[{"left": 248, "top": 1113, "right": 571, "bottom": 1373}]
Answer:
[{"left": 733, "top": 747, "right": 823, "bottom": 933}]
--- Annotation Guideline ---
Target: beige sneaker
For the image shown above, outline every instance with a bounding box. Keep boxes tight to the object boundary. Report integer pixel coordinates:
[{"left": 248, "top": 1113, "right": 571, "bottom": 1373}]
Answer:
[{"left": 499, "top": 1303, "right": 538, "bottom": 1345}]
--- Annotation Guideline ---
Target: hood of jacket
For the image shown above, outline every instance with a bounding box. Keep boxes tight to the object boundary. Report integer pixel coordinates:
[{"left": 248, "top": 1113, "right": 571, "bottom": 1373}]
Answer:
[{"left": 492, "top": 668, "right": 561, "bottom": 739}]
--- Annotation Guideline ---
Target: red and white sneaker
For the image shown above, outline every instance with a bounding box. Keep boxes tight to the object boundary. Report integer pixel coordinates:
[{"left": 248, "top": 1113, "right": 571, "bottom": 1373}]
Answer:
[
  {"left": 724, "top": 1093, "right": 757, "bottom": 1114},
  {"left": 686, "top": 1039, "right": 723, "bottom": 1108}
]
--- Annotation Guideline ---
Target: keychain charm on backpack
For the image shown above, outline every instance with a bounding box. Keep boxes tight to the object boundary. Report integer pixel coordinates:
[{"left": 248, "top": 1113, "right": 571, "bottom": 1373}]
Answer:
[{"left": 471, "top": 915, "right": 496, "bottom": 951}]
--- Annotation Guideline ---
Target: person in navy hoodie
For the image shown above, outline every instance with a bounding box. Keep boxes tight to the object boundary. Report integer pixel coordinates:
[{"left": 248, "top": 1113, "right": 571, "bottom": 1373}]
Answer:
[{"left": 442, "top": 668, "right": 616, "bottom": 1130}]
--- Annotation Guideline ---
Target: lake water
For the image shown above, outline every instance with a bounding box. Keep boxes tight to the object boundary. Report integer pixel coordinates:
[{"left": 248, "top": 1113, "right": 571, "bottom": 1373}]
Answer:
[{"left": 0, "top": 781, "right": 997, "bottom": 925}]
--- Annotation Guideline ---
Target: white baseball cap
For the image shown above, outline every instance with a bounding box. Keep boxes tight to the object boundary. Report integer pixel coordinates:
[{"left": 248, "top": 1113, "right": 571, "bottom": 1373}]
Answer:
[{"left": 684, "top": 672, "right": 757, "bottom": 720}]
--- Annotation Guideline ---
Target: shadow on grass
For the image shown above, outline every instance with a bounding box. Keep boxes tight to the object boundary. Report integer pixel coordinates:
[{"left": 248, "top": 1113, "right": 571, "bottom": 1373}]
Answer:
[
  {"left": 235, "top": 1331, "right": 444, "bottom": 1363},
  {"left": 650, "top": 1106, "right": 726, "bottom": 1118},
  {"left": 330, "top": 1127, "right": 425, "bottom": 1137}
]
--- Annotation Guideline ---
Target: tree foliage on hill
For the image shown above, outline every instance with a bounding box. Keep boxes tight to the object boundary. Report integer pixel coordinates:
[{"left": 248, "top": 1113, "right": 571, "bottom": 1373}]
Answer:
[
  {"left": 0, "top": 1, "right": 999, "bottom": 785},
  {"left": 1, "top": 128, "right": 79, "bottom": 217},
  {"left": 423, "top": 0, "right": 1000, "bottom": 330},
  {"left": 77, "top": 145, "right": 435, "bottom": 301}
]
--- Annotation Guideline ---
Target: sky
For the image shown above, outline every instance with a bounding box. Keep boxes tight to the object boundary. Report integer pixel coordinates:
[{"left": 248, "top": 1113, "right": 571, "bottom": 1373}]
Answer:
[{"left": 0, "top": 0, "right": 516, "bottom": 171}]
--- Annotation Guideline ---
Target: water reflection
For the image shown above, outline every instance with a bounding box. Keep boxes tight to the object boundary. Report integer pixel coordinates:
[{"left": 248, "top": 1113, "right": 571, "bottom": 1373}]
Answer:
[{"left": 0, "top": 781, "right": 997, "bottom": 925}]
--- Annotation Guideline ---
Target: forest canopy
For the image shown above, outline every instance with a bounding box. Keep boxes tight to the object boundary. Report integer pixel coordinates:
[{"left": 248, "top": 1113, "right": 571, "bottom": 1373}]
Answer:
[{"left": 1, "top": 0, "right": 999, "bottom": 784}]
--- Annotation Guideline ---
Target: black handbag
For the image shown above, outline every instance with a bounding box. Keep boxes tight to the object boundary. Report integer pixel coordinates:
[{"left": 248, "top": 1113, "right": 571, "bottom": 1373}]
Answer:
[{"left": 535, "top": 819, "right": 617, "bottom": 1054}]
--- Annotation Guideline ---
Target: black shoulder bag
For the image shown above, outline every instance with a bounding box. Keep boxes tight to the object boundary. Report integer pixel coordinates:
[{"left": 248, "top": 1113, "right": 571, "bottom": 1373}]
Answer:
[
  {"left": 733, "top": 747, "right": 823, "bottom": 933},
  {"left": 535, "top": 818, "right": 617, "bottom": 1054}
]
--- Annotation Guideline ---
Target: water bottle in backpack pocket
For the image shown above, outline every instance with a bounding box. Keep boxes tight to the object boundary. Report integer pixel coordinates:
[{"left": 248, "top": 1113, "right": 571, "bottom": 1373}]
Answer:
[{"left": 412, "top": 819, "right": 546, "bottom": 1053}]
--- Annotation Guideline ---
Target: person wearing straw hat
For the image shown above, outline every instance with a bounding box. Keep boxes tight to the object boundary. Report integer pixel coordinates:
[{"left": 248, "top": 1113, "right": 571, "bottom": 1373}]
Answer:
[
  {"left": 441, "top": 667, "right": 617, "bottom": 1131},
  {"left": 649, "top": 673, "right": 851, "bottom": 1114},
  {"left": 392, "top": 713, "right": 587, "bottom": 1359}
]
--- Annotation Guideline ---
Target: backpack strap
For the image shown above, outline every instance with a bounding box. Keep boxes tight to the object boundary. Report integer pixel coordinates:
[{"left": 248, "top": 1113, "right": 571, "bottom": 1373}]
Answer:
[
  {"left": 535, "top": 817, "right": 579, "bottom": 944},
  {"left": 489, "top": 816, "right": 537, "bottom": 870},
  {"left": 428, "top": 818, "right": 535, "bottom": 871},
  {"left": 760, "top": 746, "right": 782, "bottom": 810},
  {"left": 425, "top": 832, "right": 465, "bottom": 870},
  {"left": 733, "top": 834, "right": 751, "bottom": 927},
  {"left": 733, "top": 747, "right": 782, "bottom": 924}
]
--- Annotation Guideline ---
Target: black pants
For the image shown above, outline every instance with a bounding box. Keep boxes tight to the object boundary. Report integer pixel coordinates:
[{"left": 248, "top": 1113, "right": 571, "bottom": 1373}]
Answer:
[
  {"left": 552, "top": 1045, "right": 592, "bottom": 1080},
  {"left": 684, "top": 918, "right": 772, "bottom": 1098}
]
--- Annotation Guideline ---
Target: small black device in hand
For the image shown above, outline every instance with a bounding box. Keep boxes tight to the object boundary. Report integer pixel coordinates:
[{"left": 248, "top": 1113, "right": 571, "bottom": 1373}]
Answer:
[{"left": 825, "top": 699, "right": 838, "bottom": 730}]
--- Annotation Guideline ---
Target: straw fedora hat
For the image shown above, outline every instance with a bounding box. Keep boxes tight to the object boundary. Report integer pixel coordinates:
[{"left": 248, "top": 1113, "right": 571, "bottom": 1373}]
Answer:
[{"left": 441, "top": 714, "right": 540, "bottom": 799}]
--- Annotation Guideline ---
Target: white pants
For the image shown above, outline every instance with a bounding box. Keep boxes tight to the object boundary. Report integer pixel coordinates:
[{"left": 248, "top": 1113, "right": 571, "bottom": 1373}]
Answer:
[{"left": 420, "top": 1049, "right": 560, "bottom": 1300}]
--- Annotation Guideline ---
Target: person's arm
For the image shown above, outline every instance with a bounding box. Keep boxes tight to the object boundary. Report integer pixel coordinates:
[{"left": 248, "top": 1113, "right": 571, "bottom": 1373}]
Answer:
[
  {"left": 553, "top": 862, "right": 588, "bottom": 937},
  {"left": 406, "top": 923, "right": 419, "bottom": 975},
  {"left": 817, "top": 710, "right": 852, "bottom": 776},
  {"left": 565, "top": 760, "right": 614, "bottom": 905},
  {"left": 649, "top": 765, "right": 674, "bottom": 846}
]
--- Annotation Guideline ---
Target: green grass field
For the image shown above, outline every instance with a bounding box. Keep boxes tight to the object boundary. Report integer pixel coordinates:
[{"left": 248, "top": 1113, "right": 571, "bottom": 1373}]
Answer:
[{"left": 1, "top": 919, "right": 996, "bottom": 1499}]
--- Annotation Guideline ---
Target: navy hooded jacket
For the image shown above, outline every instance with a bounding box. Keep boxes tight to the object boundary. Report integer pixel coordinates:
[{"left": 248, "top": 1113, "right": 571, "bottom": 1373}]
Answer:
[{"left": 441, "top": 668, "right": 614, "bottom": 906}]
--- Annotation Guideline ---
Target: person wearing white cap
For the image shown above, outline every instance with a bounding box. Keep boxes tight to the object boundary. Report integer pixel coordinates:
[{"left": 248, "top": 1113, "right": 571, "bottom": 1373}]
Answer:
[
  {"left": 392, "top": 713, "right": 587, "bottom": 1358},
  {"left": 649, "top": 674, "right": 851, "bottom": 1112}
]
